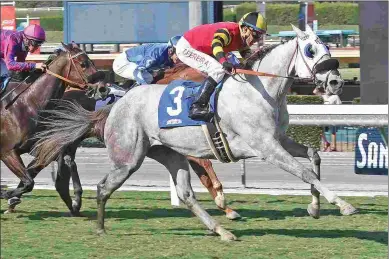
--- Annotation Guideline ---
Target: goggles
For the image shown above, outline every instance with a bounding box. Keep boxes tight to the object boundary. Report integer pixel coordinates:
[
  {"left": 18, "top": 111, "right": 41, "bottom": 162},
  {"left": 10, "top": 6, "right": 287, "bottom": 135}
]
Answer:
[{"left": 28, "top": 39, "right": 44, "bottom": 47}]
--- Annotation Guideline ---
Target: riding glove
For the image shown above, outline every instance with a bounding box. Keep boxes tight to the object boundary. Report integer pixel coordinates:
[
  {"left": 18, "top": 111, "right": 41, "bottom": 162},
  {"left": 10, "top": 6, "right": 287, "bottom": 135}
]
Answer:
[{"left": 222, "top": 61, "right": 235, "bottom": 74}]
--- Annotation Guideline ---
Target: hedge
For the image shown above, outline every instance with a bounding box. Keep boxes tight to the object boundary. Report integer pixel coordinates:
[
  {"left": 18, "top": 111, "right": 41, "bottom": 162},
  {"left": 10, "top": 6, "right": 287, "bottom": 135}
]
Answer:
[
  {"left": 286, "top": 95, "right": 323, "bottom": 150},
  {"left": 225, "top": 2, "right": 359, "bottom": 25},
  {"left": 40, "top": 16, "right": 63, "bottom": 31}
]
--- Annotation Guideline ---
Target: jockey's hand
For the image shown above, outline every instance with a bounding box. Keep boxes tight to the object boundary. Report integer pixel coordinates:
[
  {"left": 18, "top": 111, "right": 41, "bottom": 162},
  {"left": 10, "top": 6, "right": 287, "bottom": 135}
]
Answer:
[
  {"left": 222, "top": 61, "right": 236, "bottom": 74},
  {"left": 35, "top": 63, "right": 47, "bottom": 72}
]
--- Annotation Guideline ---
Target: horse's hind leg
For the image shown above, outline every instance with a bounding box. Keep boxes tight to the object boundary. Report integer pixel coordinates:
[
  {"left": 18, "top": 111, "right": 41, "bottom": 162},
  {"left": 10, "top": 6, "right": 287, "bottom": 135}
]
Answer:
[
  {"left": 2, "top": 151, "right": 34, "bottom": 201},
  {"left": 64, "top": 144, "right": 83, "bottom": 215},
  {"left": 54, "top": 152, "right": 74, "bottom": 215},
  {"left": 187, "top": 156, "right": 241, "bottom": 220},
  {"left": 279, "top": 135, "right": 321, "bottom": 218},
  {"left": 149, "top": 147, "right": 237, "bottom": 241},
  {"left": 259, "top": 140, "right": 357, "bottom": 216},
  {"left": 96, "top": 138, "right": 147, "bottom": 235}
]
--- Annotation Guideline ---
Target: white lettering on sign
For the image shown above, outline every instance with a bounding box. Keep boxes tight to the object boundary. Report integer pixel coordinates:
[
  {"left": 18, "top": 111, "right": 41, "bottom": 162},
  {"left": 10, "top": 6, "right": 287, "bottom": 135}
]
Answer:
[{"left": 356, "top": 133, "right": 388, "bottom": 169}]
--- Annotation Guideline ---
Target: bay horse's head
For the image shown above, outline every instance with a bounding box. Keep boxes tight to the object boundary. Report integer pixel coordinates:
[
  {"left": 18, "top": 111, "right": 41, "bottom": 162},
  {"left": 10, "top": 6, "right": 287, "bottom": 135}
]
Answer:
[
  {"left": 292, "top": 24, "right": 344, "bottom": 96},
  {"left": 47, "top": 42, "right": 109, "bottom": 100}
]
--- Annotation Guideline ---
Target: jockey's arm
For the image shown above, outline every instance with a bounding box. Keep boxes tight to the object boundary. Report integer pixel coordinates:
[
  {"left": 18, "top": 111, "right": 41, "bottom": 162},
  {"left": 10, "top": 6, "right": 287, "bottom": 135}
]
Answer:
[
  {"left": 238, "top": 47, "right": 253, "bottom": 60},
  {"left": 212, "top": 28, "right": 232, "bottom": 65},
  {"left": 4, "top": 37, "right": 35, "bottom": 72}
]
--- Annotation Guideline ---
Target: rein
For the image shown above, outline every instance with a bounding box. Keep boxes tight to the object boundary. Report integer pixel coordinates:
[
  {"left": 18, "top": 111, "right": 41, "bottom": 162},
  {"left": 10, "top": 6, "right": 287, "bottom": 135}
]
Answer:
[
  {"left": 45, "top": 51, "right": 90, "bottom": 89},
  {"left": 1, "top": 50, "right": 92, "bottom": 106}
]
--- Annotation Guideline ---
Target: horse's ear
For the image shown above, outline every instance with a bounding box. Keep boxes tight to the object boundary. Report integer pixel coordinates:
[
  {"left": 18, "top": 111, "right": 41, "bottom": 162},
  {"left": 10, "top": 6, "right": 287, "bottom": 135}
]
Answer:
[
  {"left": 291, "top": 24, "right": 307, "bottom": 39},
  {"left": 61, "top": 42, "right": 70, "bottom": 51},
  {"left": 305, "top": 24, "right": 315, "bottom": 35},
  {"left": 71, "top": 41, "right": 79, "bottom": 49}
]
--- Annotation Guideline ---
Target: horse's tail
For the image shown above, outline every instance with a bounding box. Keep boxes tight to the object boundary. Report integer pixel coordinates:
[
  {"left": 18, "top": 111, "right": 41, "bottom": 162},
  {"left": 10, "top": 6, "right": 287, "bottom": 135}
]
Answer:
[{"left": 32, "top": 99, "right": 112, "bottom": 167}]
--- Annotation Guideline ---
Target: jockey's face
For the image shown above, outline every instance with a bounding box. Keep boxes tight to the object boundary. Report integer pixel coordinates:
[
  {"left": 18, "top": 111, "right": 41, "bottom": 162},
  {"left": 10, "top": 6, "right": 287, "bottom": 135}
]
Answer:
[
  {"left": 24, "top": 37, "right": 43, "bottom": 53},
  {"left": 241, "top": 26, "right": 263, "bottom": 47},
  {"left": 171, "top": 53, "right": 181, "bottom": 64}
]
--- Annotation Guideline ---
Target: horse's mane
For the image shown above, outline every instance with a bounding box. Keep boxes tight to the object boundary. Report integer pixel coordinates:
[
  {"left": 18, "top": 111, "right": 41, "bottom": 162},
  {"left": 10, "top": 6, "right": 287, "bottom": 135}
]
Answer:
[{"left": 244, "top": 42, "right": 285, "bottom": 69}]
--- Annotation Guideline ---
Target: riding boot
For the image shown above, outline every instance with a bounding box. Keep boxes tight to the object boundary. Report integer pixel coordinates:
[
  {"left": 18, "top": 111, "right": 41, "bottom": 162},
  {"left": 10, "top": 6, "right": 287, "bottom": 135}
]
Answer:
[{"left": 189, "top": 76, "right": 218, "bottom": 121}]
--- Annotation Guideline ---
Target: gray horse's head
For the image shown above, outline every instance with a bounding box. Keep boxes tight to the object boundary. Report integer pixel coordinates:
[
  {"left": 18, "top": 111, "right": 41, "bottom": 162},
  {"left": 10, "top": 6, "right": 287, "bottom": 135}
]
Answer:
[{"left": 292, "top": 24, "right": 344, "bottom": 95}]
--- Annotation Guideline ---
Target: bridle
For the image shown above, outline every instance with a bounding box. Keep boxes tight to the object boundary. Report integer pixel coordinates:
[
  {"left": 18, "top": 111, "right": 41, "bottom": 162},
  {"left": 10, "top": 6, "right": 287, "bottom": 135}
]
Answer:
[
  {"left": 234, "top": 37, "right": 335, "bottom": 90},
  {"left": 45, "top": 50, "right": 98, "bottom": 90}
]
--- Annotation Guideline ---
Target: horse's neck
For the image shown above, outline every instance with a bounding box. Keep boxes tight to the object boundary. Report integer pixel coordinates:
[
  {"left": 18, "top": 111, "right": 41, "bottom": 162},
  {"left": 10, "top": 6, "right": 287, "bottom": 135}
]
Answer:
[
  {"left": 22, "top": 59, "right": 66, "bottom": 110},
  {"left": 252, "top": 39, "right": 297, "bottom": 101}
]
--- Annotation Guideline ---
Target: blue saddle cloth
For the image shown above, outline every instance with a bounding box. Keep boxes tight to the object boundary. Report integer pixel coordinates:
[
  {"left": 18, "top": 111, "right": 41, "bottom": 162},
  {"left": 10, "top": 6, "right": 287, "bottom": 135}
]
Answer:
[{"left": 158, "top": 79, "right": 221, "bottom": 128}]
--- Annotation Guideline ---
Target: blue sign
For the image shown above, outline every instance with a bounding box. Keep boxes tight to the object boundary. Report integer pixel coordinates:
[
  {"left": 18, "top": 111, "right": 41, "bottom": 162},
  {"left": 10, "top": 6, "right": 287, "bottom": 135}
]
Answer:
[
  {"left": 354, "top": 127, "right": 388, "bottom": 175},
  {"left": 64, "top": 1, "right": 217, "bottom": 44}
]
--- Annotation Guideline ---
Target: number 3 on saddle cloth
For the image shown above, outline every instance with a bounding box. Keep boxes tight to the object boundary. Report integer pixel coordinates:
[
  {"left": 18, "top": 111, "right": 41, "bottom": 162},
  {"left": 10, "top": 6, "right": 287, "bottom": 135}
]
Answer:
[{"left": 158, "top": 79, "right": 222, "bottom": 128}]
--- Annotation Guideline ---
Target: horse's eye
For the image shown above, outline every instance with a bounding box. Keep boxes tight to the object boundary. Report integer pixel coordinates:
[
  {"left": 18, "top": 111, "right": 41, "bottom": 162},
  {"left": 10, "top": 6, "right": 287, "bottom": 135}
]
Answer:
[
  {"left": 304, "top": 44, "right": 315, "bottom": 58},
  {"left": 80, "top": 61, "right": 89, "bottom": 68}
]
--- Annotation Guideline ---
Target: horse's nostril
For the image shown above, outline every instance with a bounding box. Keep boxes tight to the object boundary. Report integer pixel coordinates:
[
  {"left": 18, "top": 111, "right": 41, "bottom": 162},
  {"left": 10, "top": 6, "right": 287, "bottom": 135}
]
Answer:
[
  {"left": 99, "top": 87, "right": 107, "bottom": 93},
  {"left": 329, "top": 80, "right": 338, "bottom": 86}
]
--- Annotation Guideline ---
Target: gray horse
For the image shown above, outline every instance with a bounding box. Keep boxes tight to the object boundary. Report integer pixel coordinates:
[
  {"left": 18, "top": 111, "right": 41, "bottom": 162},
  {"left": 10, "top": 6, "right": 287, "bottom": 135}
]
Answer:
[{"left": 33, "top": 25, "right": 357, "bottom": 241}]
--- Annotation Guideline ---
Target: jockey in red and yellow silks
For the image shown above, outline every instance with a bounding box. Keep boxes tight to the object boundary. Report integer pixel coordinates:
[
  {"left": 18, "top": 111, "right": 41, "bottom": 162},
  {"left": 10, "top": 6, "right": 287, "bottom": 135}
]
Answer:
[{"left": 175, "top": 12, "right": 268, "bottom": 120}]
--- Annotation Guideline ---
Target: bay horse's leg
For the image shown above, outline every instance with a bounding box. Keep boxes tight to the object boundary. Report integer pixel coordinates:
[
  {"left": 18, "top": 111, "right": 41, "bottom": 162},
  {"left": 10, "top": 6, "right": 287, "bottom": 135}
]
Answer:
[
  {"left": 187, "top": 156, "right": 241, "bottom": 220},
  {"left": 148, "top": 147, "right": 237, "bottom": 241},
  {"left": 279, "top": 135, "right": 321, "bottom": 219},
  {"left": 258, "top": 139, "right": 357, "bottom": 216},
  {"left": 1, "top": 150, "right": 34, "bottom": 201},
  {"left": 53, "top": 151, "right": 81, "bottom": 216},
  {"left": 63, "top": 144, "right": 83, "bottom": 215},
  {"left": 6, "top": 159, "right": 45, "bottom": 213}
]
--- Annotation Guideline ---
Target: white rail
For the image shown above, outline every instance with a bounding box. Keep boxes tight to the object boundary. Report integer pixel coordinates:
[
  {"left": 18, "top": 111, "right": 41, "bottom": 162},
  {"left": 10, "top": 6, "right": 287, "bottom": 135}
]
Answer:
[{"left": 288, "top": 105, "right": 388, "bottom": 126}]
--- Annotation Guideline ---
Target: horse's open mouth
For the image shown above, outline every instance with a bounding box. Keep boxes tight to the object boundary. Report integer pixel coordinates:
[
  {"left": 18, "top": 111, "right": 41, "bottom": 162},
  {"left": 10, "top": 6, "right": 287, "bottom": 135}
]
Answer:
[{"left": 87, "top": 71, "right": 106, "bottom": 84}]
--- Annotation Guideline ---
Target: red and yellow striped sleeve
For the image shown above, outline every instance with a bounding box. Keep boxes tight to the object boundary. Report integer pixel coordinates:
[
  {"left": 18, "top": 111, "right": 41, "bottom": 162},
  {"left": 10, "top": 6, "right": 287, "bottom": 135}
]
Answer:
[{"left": 211, "top": 28, "right": 232, "bottom": 64}]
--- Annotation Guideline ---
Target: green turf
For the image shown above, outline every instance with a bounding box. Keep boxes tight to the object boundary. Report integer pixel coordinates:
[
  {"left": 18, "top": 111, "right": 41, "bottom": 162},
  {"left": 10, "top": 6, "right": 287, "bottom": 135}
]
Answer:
[
  {"left": 1, "top": 190, "right": 387, "bottom": 259},
  {"left": 339, "top": 68, "right": 360, "bottom": 80}
]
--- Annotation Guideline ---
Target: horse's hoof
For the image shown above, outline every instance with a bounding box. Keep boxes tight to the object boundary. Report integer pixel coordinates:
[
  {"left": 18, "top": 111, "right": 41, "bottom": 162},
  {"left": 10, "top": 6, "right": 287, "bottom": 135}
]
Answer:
[
  {"left": 307, "top": 204, "right": 320, "bottom": 219},
  {"left": 68, "top": 210, "right": 82, "bottom": 217},
  {"left": 97, "top": 229, "right": 107, "bottom": 236},
  {"left": 340, "top": 204, "right": 358, "bottom": 216},
  {"left": 219, "top": 228, "right": 237, "bottom": 242},
  {"left": 4, "top": 208, "right": 16, "bottom": 214},
  {"left": 226, "top": 210, "right": 242, "bottom": 220}
]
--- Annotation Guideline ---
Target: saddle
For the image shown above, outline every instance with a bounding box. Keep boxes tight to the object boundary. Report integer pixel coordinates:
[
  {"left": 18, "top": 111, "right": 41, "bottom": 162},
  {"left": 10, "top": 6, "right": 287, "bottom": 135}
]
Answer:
[{"left": 1, "top": 71, "right": 41, "bottom": 108}]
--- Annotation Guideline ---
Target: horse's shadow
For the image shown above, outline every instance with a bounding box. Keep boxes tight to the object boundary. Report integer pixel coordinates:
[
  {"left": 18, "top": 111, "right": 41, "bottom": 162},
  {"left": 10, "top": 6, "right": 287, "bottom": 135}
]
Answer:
[
  {"left": 4, "top": 206, "right": 387, "bottom": 245},
  {"left": 232, "top": 228, "right": 388, "bottom": 245}
]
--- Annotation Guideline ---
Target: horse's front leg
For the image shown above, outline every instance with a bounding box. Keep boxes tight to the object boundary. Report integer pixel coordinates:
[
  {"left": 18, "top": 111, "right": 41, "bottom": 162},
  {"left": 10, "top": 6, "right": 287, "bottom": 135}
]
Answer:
[
  {"left": 279, "top": 134, "right": 321, "bottom": 219},
  {"left": 1, "top": 151, "right": 35, "bottom": 204},
  {"left": 187, "top": 156, "right": 241, "bottom": 220},
  {"left": 254, "top": 138, "right": 357, "bottom": 216},
  {"left": 6, "top": 158, "right": 45, "bottom": 213}
]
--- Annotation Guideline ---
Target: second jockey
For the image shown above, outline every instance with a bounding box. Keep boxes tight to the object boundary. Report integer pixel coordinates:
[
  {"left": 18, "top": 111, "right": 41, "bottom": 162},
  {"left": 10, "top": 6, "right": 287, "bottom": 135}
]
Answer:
[
  {"left": 175, "top": 12, "right": 268, "bottom": 120},
  {"left": 0, "top": 24, "right": 47, "bottom": 81},
  {"left": 113, "top": 36, "right": 181, "bottom": 86}
]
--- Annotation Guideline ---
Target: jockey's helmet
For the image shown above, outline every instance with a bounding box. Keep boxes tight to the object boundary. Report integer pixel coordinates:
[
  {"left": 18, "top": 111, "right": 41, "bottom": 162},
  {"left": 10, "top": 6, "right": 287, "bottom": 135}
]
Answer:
[
  {"left": 239, "top": 12, "right": 267, "bottom": 35},
  {"left": 23, "top": 24, "right": 46, "bottom": 47},
  {"left": 168, "top": 36, "right": 181, "bottom": 49}
]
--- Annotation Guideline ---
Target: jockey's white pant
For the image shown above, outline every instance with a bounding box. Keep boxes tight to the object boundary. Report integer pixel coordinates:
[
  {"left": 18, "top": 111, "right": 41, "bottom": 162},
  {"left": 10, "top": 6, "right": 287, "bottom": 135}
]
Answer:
[
  {"left": 0, "top": 59, "right": 9, "bottom": 77},
  {"left": 112, "top": 52, "right": 153, "bottom": 84},
  {"left": 176, "top": 37, "right": 225, "bottom": 83}
]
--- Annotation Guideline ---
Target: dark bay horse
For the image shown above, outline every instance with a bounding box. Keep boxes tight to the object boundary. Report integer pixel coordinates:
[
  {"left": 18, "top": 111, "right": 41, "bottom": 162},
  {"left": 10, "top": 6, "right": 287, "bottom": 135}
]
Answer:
[
  {"left": 0, "top": 42, "right": 108, "bottom": 203},
  {"left": 6, "top": 62, "right": 240, "bottom": 220}
]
